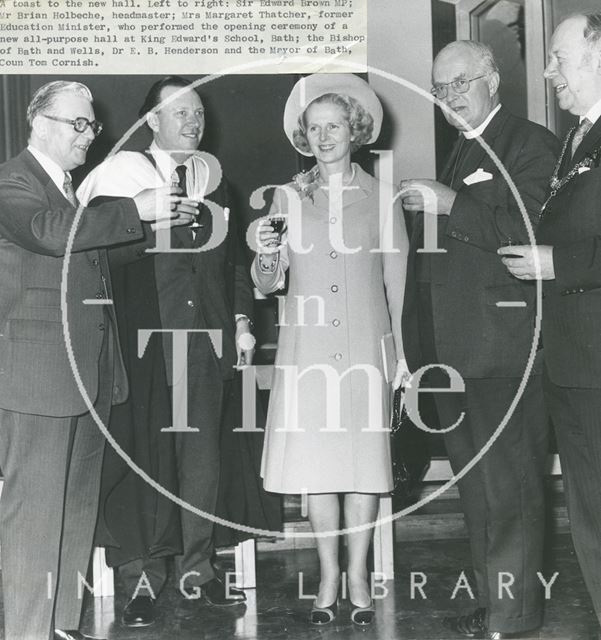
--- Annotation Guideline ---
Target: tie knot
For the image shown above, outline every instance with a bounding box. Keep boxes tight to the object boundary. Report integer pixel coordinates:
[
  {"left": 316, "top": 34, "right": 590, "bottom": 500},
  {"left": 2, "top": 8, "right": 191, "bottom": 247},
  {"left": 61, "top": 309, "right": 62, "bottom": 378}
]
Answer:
[
  {"left": 62, "top": 172, "right": 78, "bottom": 207},
  {"left": 571, "top": 118, "right": 593, "bottom": 158},
  {"left": 174, "top": 165, "right": 187, "bottom": 196}
]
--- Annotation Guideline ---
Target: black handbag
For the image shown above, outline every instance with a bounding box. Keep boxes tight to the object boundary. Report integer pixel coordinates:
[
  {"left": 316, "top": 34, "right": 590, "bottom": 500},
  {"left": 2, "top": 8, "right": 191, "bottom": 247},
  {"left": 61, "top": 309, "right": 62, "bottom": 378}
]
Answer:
[{"left": 390, "top": 387, "right": 431, "bottom": 509}]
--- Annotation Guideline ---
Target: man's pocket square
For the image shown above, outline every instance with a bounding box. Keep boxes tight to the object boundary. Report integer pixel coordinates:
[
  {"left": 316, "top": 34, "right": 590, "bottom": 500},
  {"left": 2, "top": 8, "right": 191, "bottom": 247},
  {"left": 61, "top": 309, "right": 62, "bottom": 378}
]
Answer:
[
  {"left": 578, "top": 166, "right": 591, "bottom": 174},
  {"left": 463, "top": 168, "right": 493, "bottom": 185}
]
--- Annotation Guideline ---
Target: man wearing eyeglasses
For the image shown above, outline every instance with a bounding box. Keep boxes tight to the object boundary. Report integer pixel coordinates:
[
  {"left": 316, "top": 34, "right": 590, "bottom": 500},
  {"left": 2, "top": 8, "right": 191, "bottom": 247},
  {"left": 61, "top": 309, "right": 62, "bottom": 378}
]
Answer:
[
  {"left": 0, "top": 80, "right": 198, "bottom": 640},
  {"left": 401, "top": 41, "right": 559, "bottom": 638}
]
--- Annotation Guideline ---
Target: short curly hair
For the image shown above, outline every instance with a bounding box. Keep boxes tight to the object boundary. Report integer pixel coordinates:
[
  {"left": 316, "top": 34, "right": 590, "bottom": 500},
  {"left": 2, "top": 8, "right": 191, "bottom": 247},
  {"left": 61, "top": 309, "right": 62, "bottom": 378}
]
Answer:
[{"left": 292, "top": 93, "right": 374, "bottom": 155}]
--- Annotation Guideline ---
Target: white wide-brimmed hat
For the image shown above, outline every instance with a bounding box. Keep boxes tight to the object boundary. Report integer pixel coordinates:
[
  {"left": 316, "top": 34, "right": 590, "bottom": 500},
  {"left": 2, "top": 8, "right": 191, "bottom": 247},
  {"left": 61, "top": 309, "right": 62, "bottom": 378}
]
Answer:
[{"left": 283, "top": 73, "right": 383, "bottom": 156}]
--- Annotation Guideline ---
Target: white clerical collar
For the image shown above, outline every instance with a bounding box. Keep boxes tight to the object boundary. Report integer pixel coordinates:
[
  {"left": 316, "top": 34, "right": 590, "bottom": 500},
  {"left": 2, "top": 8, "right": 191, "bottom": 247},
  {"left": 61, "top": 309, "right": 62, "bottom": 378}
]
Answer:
[
  {"left": 27, "top": 144, "right": 70, "bottom": 195},
  {"left": 582, "top": 97, "right": 601, "bottom": 126},
  {"left": 463, "top": 103, "right": 502, "bottom": 139}
]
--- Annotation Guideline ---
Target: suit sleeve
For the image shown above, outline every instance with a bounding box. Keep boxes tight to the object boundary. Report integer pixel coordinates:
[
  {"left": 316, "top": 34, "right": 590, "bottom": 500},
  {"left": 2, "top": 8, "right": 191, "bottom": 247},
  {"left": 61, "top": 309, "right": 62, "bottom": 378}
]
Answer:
[
  {"left": 250, "top": 186, "right": 289, "bottom": 294},
  {"left": 230, "top": 209, "right": 255, "bottom": 321},
  {"left": 0, "top": 170, "right": 143, "bottom": 257},
  {"left": 553, "top": 232, "right": 601, "bottom": 294},
  {"left": 446, "top": 127, "right": 560, "bottom": 253},
  {"left": 382, "top": 194, "right": 409, "bottom": 361}
]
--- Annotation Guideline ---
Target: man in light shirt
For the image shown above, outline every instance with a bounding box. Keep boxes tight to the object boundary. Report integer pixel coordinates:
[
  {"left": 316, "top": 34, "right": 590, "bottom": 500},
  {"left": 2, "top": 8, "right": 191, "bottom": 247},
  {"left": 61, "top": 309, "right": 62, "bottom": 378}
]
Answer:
[
  {"left": 501, "top": 13, "right": 601, "bottom": 634},
  {"left": 79, "top": 76, "right": 253, "bottom": 627},
  {"left": 0, "top": 80, "right": 196, "bottom": 640},
  {"left": 401, "top": 41, "right": 559, "bottom": 638}
]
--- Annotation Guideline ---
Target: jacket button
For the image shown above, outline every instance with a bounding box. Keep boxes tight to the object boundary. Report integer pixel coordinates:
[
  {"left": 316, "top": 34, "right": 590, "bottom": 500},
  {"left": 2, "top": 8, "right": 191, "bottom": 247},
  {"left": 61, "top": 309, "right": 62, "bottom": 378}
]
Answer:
[
  {"left": 331, "top": 284, "right": 339, "bottom": 292},
  {"left": 330, "top": 217, "right": 337, "bottom": 224},
  {"left": 464, "top": 235, "right": 470, "bottom": 241},
  {"left": 334, "top": 353, "right": 342, "bottom": 361},
  {"left": 136, "top": 249, "right": 145, "bottom": 257},
  {"left": 187, "top": 300, "right": 195, "bottom": 307},
  {"left": 126, "top": 227, "right": 136, "bottom": 234},
  {"left": 95, "top": 292, "right": 103, "bottom": 299},
  {"left": 98, "top": 323, "right": 105, "bottom": 331},
  {"left": 332, "top": 319, "right": 340, "bottom": 327},
  {"left": 92, "top": 258, "right": 99, "bottom": 266},
  {"left": 330, "top": 251, "right": 338, "bottom": 259}
]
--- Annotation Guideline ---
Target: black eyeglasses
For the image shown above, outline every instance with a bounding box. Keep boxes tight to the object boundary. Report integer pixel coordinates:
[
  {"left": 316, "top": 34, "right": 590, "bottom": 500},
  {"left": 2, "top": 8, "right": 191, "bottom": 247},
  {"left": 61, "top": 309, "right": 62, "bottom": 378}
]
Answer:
[
  {"left": 430, "top": 74, "right": 487, "bottom": 100},
  {"left": 42, "top": 114, "right": 103, "bottom": 137}
]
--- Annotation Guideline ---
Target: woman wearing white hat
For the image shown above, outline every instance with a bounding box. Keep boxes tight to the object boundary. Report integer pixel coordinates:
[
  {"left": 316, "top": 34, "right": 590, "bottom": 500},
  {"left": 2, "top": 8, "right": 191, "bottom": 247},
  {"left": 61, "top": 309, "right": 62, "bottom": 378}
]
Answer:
[{"left": 252, "top": 74, "right": 410, "bottom": 626}]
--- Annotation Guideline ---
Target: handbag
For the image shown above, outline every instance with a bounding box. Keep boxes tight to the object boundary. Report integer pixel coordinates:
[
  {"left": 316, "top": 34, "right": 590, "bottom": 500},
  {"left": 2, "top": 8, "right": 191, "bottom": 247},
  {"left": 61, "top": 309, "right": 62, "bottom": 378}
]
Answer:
[{"left": 390, "top": 387, "right": 431, "bottom": 509}]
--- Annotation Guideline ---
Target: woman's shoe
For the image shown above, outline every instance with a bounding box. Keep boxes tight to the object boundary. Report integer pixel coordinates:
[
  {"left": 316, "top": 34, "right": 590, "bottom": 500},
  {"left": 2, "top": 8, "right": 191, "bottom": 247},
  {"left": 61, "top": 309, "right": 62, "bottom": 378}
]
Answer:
[
  {"left": 350, "top": 600, "right": 375, "bottom": 626},
  {"left": 310, "top": 599, "right": 338, "bottom": 625}
]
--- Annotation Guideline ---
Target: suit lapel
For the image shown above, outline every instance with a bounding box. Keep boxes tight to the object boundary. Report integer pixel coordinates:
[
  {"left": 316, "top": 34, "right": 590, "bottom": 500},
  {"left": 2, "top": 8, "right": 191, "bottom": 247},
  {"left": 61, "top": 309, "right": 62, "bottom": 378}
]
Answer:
[{"left": 455, "top": 107, "right": 509, "bottom": 187}]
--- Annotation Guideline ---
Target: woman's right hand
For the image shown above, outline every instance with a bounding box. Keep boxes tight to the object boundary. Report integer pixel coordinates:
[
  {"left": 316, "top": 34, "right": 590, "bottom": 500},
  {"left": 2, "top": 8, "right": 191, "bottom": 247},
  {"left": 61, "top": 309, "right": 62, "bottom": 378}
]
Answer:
[{"left": 256, "top": 217, "right": 285, "bottom": 254}]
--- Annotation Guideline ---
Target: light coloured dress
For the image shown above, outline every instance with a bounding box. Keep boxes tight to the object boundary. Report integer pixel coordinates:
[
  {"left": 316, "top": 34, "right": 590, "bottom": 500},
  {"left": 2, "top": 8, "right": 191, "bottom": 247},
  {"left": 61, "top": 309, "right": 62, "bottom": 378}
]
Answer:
[{"left": 252, "top": 163, "right": 408, "bottom": 494}]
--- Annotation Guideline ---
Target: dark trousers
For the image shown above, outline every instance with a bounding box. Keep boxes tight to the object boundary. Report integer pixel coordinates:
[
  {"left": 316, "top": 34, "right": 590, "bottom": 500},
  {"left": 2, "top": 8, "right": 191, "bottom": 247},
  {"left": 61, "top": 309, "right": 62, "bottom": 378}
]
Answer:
[
  {"left": 0, "top": 338, "right": 112, "bottom": 640},
  {"left": 544, "top": 373, "right": 601, "bottom": 625},
  {"left": 435, "top": 374, "right": 548, "bottom": 633},
  {"left": 120, "top": 368, "right": 228, "bottom": 598}
]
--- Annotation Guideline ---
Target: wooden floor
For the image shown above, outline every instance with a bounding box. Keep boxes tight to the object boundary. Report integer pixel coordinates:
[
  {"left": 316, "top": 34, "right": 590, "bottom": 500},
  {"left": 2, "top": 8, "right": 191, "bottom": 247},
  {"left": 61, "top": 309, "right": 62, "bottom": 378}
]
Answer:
[{"left": 15, "top": 533, "right": 595, "bottom": 640}]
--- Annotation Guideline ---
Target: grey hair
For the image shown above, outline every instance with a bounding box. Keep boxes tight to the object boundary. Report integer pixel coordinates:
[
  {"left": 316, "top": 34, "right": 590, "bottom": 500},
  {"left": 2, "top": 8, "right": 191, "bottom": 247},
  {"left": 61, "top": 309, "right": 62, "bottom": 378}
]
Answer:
[
  {"left": 26, "top": 81, "right": 93, "bottom": 128},
  {"left": 583, "top": 12, "right": 601, "bottom": 50},
  {"left": 434, "top": 40, "right": 500, "bottom": 77}
]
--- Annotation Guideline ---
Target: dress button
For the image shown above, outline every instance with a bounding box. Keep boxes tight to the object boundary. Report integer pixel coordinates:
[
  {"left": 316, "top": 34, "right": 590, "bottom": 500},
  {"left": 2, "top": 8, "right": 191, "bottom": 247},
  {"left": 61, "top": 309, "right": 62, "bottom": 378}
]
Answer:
[
  {"left": 332, "top": 319, "right": 340, "bottom": 327},
  {"left": 331, "top": 285, "right": 339, "bottom": 292},
  {"left": 187, "top": 300, "right": 195, "bottom": 307},
  {"left": 330, "top": 251, "right": 338, "bottom": 259},
  {"left": 334, "top": 353, "right": 342, "bottom": 361}
]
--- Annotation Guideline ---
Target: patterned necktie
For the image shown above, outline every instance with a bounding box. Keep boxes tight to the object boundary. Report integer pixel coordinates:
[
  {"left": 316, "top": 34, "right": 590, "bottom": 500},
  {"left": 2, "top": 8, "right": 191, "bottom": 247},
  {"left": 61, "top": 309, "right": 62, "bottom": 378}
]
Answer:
[
  {"left": 63, "top": 173, "right": 78, "bottom": 207},
  {"left": 174, "top": 164, "right": 188, "bottom": 197},
  {"left": 571, "top": 117, "right": 593, "bottom": 159}
]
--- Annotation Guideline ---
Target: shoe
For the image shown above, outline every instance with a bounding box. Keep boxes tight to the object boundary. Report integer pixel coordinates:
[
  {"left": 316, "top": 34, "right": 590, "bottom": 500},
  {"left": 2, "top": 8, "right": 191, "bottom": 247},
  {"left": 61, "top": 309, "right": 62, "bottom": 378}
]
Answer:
[
  {"left": 442, "top": 608, "right": 515, "bottom": 638},
  {"left": 55, "top": 631, "right": 105, "bottom": 640},
  {"left": 310, "top": 598, "right": 338, "bottom": 625},
  {"left": 202, "top": 576, "right": 246, "bottom": 606},
  {"left": 350, "top": 599, "right": 375, "bottom": 626},
  {"left": 443, "top": 608, "right": 486, "bottom": 637},
  {"left": 121, "top": 595, "right": 156, "bottom": 627}
]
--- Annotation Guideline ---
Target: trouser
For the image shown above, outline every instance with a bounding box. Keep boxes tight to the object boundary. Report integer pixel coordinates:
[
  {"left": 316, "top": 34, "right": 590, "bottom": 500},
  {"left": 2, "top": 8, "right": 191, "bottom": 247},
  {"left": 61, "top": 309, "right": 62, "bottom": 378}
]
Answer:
[
  {"left": 120, "top": 374, "right": 229, "bottom": 598},
  {"left": 543, "top": 372, "right": 601, "bottom": 626},
  {"left": 435, "top": 374, "right": 548, "bottom": 633},
  {"left": 0, "top": 336, "right": 113, "bottom": 640}
]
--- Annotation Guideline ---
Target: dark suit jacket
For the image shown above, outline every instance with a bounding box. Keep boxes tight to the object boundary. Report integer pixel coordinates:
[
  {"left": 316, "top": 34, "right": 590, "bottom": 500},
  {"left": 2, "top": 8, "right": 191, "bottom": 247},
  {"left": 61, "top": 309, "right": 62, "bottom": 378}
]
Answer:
[
  {"left": 403, "top": 107, "right": 560, "bottom": 379},
  {"left": 111, "top": 153, "right": 255, "bottom": 383},
  {"left": 537, "top": 117, "right": 601, "bottom": 388},
  {"left": 0, "top": 149, "right": 145, "bottom": 417}
]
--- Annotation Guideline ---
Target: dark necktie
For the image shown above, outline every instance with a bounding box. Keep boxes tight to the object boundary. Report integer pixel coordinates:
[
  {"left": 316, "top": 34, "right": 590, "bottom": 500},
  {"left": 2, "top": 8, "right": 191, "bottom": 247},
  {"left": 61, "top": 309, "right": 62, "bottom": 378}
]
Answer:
[
  {"left": 63, "top": 173, "right": 78, "bottom": 207},
  {"left": 571, "top": 117, "right": 593, "bottom": 159},
  {"left": 175, "top": 164, "right": 188, "bottom": 196}
]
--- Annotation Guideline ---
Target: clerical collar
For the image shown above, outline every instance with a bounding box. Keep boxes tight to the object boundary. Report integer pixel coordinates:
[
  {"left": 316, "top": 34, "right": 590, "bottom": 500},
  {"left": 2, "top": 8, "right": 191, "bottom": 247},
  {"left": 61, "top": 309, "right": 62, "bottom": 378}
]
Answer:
[
  {"left": 463, "top": 103, "right": 502, "bottom": 139},
  {"left": 581, "top": 96, "right": 601, "bottom": 126}
]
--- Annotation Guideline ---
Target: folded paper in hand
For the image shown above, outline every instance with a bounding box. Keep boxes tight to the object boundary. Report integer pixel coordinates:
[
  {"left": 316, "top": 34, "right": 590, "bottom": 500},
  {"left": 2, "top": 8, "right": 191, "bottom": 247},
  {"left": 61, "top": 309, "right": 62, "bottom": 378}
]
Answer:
[{"left": 463, "top": 168, "right": 493, "bottom": 185}]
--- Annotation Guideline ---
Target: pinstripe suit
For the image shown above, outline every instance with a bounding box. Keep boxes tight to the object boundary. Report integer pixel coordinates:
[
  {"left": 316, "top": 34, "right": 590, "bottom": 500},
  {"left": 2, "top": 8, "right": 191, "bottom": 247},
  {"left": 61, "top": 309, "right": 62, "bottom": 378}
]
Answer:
[
  {"left": 0, "top": 149, "right": 144, "bottom": 640},
  {"left": 537, "top": 116, "right": 601, "bottom": 624}
]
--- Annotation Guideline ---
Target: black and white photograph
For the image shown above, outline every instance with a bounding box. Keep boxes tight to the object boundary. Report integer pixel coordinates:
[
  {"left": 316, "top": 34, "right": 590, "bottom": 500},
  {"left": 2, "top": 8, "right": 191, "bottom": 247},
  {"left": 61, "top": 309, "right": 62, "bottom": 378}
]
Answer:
[{"left": 2, "top": 1, "right": 601, "bottom": 638}]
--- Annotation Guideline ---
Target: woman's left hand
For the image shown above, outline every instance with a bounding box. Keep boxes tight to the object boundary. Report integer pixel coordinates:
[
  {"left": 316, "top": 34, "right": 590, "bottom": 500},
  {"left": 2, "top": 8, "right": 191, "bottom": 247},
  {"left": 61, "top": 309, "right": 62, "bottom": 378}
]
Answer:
[{"left": 393, "top": 358, "right": 412, "bottom": 390}]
